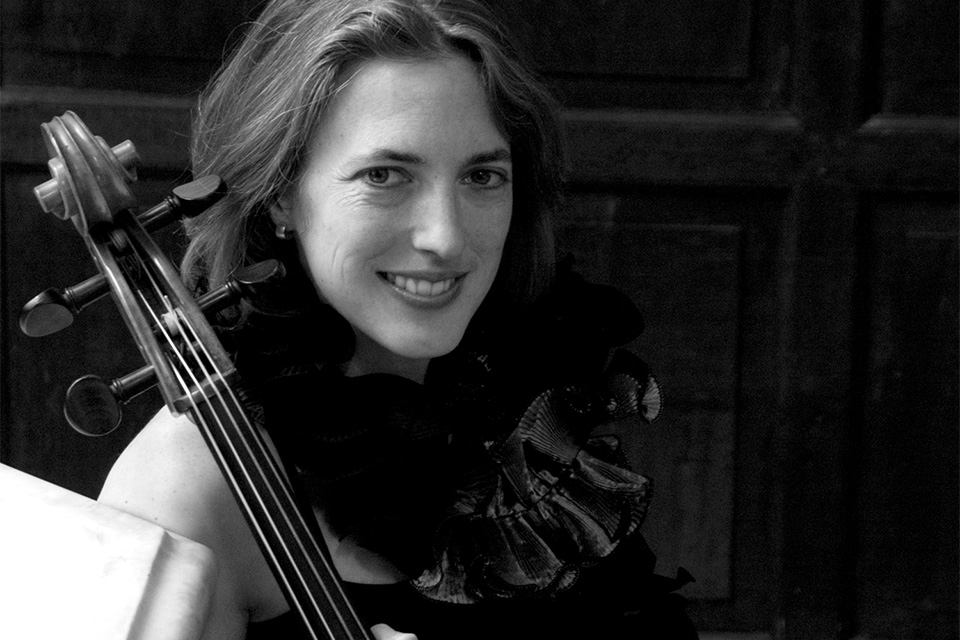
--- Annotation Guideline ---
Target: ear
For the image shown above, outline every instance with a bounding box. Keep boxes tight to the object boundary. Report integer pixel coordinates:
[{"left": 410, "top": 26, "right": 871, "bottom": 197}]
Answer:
[{"left": 269, "top": 194, "right": 296, "bottom": 230}]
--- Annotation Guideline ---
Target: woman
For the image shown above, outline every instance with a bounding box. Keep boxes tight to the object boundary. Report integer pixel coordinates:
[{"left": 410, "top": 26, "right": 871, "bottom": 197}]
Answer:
[{"left": 99, "top": 0, "right": 697, "bottom": 638}]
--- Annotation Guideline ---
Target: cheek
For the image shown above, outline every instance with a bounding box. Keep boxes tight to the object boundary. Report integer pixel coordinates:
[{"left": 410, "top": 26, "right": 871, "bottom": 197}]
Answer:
[
  {"left": 292, "top": 209, "right": 349, "bottom": 292},
  {"left": 295, "top": 215, "right": 397, "bottom": 290},
  {"left": 464, "top": 190, "right": 512, "bottom": 242},
  {"left": 477, "top": 205, "right": 513, "bottom": 259}
]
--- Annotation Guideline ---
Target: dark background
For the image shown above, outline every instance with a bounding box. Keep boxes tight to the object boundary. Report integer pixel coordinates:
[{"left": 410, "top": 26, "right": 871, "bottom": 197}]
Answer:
[{"left": 1, "top": 0, "right": 957, "bottom": 637}]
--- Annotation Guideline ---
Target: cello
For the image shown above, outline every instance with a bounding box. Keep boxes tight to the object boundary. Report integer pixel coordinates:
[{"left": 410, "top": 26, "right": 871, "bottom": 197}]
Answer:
[{"left": 19, "top": 111, "right": 372, "bottom": 640}]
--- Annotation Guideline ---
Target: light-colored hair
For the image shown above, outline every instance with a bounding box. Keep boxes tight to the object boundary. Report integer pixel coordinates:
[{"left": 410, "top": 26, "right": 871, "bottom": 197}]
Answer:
[{"left": 183, "top": 0, "right": 562, "bottom": 328}]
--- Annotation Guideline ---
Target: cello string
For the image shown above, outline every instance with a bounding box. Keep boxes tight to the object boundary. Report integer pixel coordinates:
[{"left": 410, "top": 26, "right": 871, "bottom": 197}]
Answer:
[
  {"left": 167, "top": 305, "right": 353, "bottom": 639},
  {"left": 169, "top": 305, "right": 362, "bottom": 610},
  {"left": 128, "top": 250, "right": 359, "bottom": 639},
  {"left": 130, "top": 286, "right": 331, "bottom": 640}
]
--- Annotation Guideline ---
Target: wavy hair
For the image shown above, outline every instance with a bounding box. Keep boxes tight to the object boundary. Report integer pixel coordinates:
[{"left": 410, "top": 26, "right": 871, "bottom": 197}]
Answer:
[{"left": 183, "top": 0, "right": 563, "bottom": 334}]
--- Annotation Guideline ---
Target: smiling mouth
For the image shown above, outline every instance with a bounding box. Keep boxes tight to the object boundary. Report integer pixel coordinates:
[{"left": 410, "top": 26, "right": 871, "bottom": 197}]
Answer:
[{"left": 381, "top": 273, "right": 463, "bottom": 298}]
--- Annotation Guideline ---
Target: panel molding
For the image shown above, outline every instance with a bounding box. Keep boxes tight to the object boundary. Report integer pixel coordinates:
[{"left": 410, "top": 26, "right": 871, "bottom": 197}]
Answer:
[
  {"left": 6, "top": 87, "right": 955, "bottom": 195},
  {"left": 563, "top": 109, "right": 803, "bottom": 188},
  {"left": 1, "top": 86, "right": 193, "bottom": 171},
  {"left": 853, "top": 114, "right": 960, "bottom": 192}
]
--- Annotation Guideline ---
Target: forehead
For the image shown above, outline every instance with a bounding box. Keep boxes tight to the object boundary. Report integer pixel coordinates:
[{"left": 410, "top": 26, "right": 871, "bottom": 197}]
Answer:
[{"left": 312, "top": 55, "right": 508, "bottom": 156}]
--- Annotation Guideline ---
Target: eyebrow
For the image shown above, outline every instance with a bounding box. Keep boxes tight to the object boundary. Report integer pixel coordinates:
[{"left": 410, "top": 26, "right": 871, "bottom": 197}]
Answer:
[
  {"left": 361, "top": 149, "right": 424, "bottom": 165},
  {"left": 466, "top": 148, "right": 512, "bottom": 165},
  {"left": 357, "top": 147, "right": 512, "bottom": 166}
]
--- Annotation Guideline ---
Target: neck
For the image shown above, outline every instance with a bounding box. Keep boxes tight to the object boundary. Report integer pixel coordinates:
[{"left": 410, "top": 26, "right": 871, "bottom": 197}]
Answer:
[{"left": 345, "top": 333, "right": 430, "bottom": 384}]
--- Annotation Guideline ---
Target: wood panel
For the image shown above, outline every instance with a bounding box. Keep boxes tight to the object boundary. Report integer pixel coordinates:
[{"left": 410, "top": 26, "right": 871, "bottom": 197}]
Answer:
[
  {"left": 878, "top": 0, "right": 959, "bottom": 115},
  {"left": 1, "top": 87, "right": 193, "bottom": 170},
  {"left": 857, "top": 195, "right": 959, "bottom": 638},
  {"left": 555, "top": 191, "right": 744, "bottom": 601},
  {"left": 562, "top": 111, "right": 802, "bottom": 188},
  {"left": 554, "top": 185, "right": 792, "bottom": 628},
  {"left": 493, "top": 0, "right": 753, "bottom": 79},
  {"left": 489, "top": 0, "right": 792, "bottom": 112},
  {"left": 0, "top": 0, "right": 262, "bottom": 94}
]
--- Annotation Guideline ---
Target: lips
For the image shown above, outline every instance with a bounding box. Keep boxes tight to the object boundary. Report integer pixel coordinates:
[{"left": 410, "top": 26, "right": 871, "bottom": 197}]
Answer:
[{"left": 381, "top": 272, "right": 464, "bottom": 302}]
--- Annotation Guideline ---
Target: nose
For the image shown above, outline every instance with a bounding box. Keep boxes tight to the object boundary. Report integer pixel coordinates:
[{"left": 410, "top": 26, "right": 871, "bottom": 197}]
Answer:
[{"left": 410, "top": 185, "right": 466, "bottom": 259}]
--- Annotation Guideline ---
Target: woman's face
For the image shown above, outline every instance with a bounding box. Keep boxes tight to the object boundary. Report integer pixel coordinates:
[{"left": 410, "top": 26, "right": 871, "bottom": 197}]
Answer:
[{"left": 273, "top": 56, "right": 512, "bottom": 381}]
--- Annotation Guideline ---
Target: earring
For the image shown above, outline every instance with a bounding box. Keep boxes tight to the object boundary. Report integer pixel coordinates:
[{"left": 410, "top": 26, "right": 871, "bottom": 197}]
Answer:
[{"left": 275, "top": 224, "right": 295, "bottom": 240}]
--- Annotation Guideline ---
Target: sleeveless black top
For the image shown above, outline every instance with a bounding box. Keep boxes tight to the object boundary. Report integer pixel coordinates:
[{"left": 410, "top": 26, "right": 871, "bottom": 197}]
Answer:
[{"left": 247, "top": 537, "right": 697, "bottom": 639}]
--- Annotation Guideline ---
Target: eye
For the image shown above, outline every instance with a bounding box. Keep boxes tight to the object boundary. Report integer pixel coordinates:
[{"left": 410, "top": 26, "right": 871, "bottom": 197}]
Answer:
[
  {"left": 361, "top": 167, "right": 407, "bottom": 187},
  {"left": 463, "top": 168, "right": 509, "bottom": 188}
]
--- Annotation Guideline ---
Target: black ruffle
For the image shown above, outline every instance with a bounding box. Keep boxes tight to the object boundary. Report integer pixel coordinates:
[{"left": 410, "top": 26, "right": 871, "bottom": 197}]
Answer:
[
  {"left": 232, "top": 261, "right": 670, "bottom": 601},
  {"left": 413, "top": 349, "right": 662, "bottom": 603}
]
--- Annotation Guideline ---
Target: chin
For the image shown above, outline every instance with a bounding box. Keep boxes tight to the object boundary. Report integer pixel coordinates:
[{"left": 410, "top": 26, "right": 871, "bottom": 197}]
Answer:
[
  {"left": 395, "top": 338, "right": 460, "bottom": 360},
  {"left": 388, "top": 327, "right": 466, "bottom": 360}
]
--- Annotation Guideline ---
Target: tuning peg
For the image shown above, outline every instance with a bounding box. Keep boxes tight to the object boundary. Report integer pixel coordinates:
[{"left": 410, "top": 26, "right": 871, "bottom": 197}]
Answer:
[
  {"left": 195, "top": 259, "right": 286, "bottom": 316},
  {"left": 63, "top": 365, "right": 156, "bottom": 436},
  {"left": 62, "top": 260, "right": 284, "bottom": 436},
  {"left": 137, "top": 175, "right": 227, "bottom": 230},
  {"left": 19, "top": 274, "right": 109, "bottom": 337},
  {"left": 20, "top": 176, "right": 228, "bottom": 338}
]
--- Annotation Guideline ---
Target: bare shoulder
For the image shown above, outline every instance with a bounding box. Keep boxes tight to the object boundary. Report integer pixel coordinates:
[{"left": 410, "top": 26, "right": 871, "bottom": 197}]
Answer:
[
  {"left": 98, "top": 407, "right": 231, "bottom": 538},
  {"left": 98, "top": 407, "right": 285, "bottom": 638}
]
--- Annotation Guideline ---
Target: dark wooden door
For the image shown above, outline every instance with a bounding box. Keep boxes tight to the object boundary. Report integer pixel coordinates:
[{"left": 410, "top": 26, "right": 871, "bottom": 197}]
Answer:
[{"left": 2, "top": 1, "right": 957, "bottom": 637}]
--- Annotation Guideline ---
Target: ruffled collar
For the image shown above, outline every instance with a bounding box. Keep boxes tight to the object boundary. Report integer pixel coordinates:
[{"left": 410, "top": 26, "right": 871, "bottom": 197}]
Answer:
[
  {"left": 412, "top": 349, "right": 661, "bottom": 603},
  {"left": 235, "top": 261, "right": 664, "bottom": 602}
]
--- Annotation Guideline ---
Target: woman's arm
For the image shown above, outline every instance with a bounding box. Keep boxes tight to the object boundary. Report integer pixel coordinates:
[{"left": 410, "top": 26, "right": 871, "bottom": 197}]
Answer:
[{"left": 98, "top": 408, "right": 285, "bottom": 640}]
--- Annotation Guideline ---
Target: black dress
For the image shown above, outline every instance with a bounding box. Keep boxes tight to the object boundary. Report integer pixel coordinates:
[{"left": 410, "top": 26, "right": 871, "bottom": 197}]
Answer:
[{"left": 248, "top": 541, "right": 697, "bottom": 639}]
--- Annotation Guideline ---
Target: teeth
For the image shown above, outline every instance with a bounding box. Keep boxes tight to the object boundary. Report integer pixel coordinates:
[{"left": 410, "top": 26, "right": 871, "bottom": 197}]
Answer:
[{"left": 388, "top": 274, "right": 456, "bottom": 297}]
